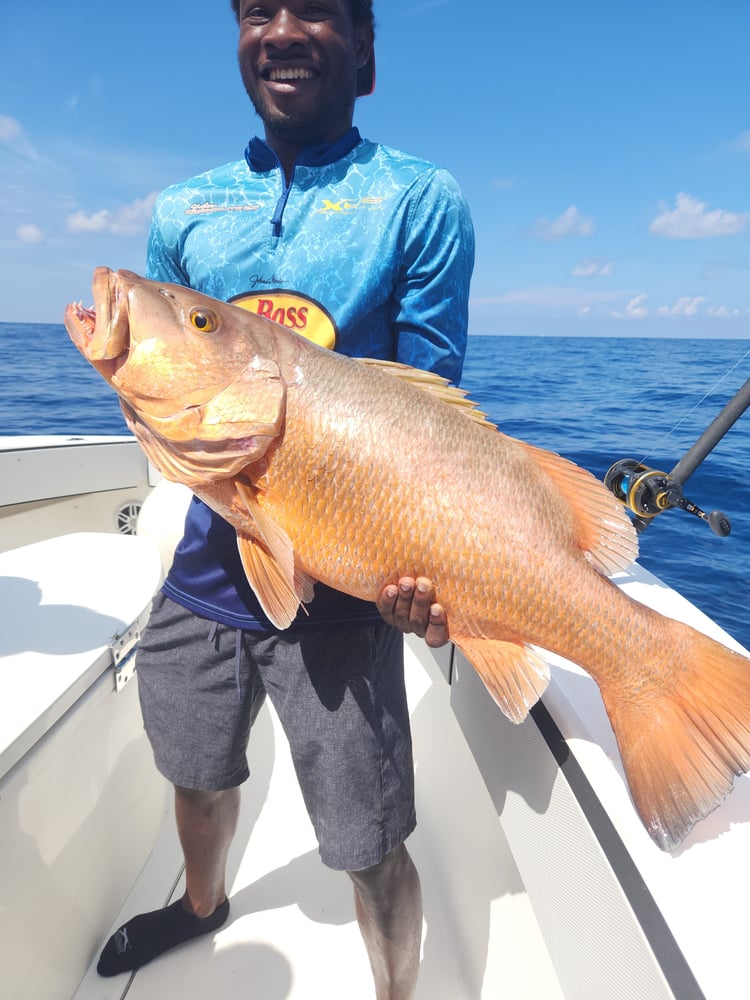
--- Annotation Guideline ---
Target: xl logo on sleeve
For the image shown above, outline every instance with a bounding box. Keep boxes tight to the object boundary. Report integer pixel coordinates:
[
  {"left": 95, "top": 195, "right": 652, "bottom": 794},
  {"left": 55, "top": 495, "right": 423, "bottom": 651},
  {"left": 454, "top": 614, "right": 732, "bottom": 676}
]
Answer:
[{"left": 230, "top": 290, "right": 338, "bottom": 350}]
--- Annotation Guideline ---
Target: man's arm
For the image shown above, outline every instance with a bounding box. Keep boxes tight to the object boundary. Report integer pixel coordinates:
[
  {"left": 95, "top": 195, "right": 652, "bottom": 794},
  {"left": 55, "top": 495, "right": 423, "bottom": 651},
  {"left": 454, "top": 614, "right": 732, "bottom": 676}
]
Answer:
[
  {"left": 393, "top": 167, "right": 475, "bottom": 384},
  {"left": 378, "top": 168, "right": 474, "bottom": 646}
]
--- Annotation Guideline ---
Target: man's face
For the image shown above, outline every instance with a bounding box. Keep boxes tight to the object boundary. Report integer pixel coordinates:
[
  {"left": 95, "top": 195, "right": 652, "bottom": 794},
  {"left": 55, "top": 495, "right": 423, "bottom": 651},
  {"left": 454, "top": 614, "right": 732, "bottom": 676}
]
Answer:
[{"left": 237, "top": 1, "right": 372, "bottom": 148}]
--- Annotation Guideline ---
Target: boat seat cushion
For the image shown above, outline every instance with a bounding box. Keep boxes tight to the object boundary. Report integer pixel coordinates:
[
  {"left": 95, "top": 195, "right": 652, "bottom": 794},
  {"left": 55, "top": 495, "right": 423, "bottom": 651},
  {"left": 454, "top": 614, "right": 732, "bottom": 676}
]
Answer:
[{"left": 0, "top": 532, "right": 162, "bottom": 781}]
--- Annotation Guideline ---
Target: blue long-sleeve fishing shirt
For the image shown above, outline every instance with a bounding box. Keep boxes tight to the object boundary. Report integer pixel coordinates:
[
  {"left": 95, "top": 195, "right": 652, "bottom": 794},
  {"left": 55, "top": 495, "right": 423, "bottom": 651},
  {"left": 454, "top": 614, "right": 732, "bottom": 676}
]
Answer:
[{"left": 146, "top": 127, "right": 474, "bottom": 631}]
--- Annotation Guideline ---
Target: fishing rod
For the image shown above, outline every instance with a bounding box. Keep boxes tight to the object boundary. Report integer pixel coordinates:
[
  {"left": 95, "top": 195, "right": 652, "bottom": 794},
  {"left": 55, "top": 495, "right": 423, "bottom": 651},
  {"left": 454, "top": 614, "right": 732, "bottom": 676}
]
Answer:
[{"left": 604, "top": 375, "right": 750, "bottom": 536}]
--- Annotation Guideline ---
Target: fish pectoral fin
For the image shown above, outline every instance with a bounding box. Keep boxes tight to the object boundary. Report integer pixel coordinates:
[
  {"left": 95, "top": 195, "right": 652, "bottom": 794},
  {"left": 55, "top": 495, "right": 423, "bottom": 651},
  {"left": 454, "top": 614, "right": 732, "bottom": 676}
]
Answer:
[
  {"left": 235, "top": 482, "right": 316, "bottom": 628},
  {"left": 200, "top": 364, "right": 285, "bottom": 439},
  {"left": 236, "top": 533, "right": 301, "bottom": 630},
  {"left": 453, "top": 635, "right": 550, "bottom": 724},
  {"left": 515, "top": 439, "right": 639, "bottom": 577}
]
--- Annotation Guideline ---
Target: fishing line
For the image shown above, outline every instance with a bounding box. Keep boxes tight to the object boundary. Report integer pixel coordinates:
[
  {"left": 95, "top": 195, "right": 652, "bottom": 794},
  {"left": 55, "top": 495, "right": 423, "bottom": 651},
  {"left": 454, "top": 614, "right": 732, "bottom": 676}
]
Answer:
[{"left": 637, "top": 344, "right": 750, "bottom": 466}]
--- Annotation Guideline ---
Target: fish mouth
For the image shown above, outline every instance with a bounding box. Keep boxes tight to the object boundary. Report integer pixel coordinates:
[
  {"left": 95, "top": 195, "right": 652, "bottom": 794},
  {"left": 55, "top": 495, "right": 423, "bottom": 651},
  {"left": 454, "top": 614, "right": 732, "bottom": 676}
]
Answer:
[{"left": 64, "top": 267, "right": 130, "bottom": 381}]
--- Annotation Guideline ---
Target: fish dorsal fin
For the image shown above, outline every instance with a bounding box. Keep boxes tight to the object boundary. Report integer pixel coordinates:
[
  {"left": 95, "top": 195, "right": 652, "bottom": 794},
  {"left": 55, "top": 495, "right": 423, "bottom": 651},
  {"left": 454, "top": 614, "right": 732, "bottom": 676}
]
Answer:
[
  {"left": 515, "top": 439, "right": 638, "bottom": 577},
  {"left": 453, "top": 635, "right": 550, "bottom": 724},
  {"left": 235, "top": 481, "right": 316, "bottom": 629},
  {"left": 356, "top": 359, "right": 497, "bottom": 431}
]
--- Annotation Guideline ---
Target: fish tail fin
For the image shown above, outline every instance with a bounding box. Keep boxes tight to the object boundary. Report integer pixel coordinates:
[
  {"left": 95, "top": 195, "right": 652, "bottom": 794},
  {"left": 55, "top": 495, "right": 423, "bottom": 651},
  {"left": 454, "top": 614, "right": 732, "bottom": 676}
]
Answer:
[{"left": 601, "top": 625, "right": 750, "bottom": 850}]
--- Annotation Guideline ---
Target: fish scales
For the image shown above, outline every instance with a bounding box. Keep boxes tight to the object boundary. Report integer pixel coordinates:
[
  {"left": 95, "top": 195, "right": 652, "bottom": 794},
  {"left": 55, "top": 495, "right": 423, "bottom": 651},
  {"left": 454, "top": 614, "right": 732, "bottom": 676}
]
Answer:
[
  {"left": 65, "top": 268, "right": 750, "bottom": 851},
  {"left": 264, "top": 355, "right": 570, "bottom": 638}
]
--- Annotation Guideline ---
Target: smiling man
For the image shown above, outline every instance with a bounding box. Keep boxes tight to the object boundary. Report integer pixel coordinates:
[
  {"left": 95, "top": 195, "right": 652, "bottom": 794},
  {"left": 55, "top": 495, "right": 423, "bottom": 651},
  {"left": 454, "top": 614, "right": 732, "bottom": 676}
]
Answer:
[
  {"left": 95, "top": 3, "right": 474, "bottom": 997},
  {"left": 239, "top": 0, "right": 369, "bottom": 158}
]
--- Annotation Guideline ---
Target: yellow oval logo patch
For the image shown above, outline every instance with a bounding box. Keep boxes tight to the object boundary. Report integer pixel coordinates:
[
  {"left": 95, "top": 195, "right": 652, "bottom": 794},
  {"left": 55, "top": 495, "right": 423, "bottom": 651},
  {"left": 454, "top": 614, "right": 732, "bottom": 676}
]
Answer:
[{"left": 230, "top": 290, "right": 338, "bottom": 350}]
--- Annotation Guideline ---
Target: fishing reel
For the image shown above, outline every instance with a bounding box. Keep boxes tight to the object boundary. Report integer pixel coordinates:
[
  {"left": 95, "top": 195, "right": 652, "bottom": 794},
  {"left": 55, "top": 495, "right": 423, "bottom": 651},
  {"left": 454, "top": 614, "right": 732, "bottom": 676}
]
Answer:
[{"left": 604, "top": 459, "right": 731, "bottom": 537}]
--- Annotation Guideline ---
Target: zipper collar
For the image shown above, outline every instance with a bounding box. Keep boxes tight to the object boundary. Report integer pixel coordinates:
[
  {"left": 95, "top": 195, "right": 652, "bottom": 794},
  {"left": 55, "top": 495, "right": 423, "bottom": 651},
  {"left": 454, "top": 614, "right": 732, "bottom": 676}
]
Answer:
[
  {"left": 244, "top": 127, "right": 362, "bottom": 174},
  {"left": 244, "top": 128, "right": 362, "bottom": 238}
]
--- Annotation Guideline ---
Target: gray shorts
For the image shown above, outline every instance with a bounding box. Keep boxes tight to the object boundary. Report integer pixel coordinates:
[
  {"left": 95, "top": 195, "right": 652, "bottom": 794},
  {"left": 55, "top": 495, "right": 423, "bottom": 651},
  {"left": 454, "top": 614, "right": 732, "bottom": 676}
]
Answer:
[{"left": 135, "top": 593, "right": 416, "bottom": 871}]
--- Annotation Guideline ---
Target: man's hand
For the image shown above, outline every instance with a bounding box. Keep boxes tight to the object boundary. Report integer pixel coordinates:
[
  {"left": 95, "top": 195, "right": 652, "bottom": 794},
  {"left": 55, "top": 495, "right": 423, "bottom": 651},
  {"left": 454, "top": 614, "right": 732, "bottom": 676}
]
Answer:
[{"left": 377, "top": 576, "right": 449, "bottom": 648}]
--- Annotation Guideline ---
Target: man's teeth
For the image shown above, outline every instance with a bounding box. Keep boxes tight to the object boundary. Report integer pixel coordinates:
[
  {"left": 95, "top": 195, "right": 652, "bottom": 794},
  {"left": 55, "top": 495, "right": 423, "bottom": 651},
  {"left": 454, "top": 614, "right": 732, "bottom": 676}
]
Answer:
[{"left": 269, "top": 67, "right": 314, "bottom": 81}]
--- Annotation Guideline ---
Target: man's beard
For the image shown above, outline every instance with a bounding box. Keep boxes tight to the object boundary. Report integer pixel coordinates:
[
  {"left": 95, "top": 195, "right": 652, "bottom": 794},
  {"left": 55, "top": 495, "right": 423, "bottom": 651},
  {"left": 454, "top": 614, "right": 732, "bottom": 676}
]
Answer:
[{"left": 241, "top": 63, "right": 357, "bottom": 147}]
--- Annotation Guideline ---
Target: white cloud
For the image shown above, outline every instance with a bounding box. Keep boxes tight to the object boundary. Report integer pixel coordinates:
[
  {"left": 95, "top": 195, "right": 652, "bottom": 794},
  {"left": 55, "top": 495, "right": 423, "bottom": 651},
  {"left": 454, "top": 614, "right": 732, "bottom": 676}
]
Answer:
[
  {"left": 731, "top": 131, "right": 750, "bottom": 154},
  {"left": 67, "top": 208, "right": 110, "bottom": 234},
  {"left": 0, "top": 115, "right": 22, "bottom": 142},
  {"left": 66, "top": 192, "right": 158, "bottom": 237},
  {"left": 491, "top": 177, "right": 515, "bottom": 190},
  {"left": 649, "top": 193, "right": 749, "bottom": 239},
  {"left": 624, "top": 294, "right": 648, "bottom": 318},
  {"left": 15, "top": 223, "right": 46, "bottom": 245},
  {"left": 610, "top": 296, "right": 744, "bottom": 321},
  {"left": 612, "top": 294, "right": 648, "bottom": 319},
  {"left": 657, "top": 296, "right": 708, "bottom": 317},
  {"left": 0, "top": 114, "right": 38, "bottom": 160},
  {"left": 532, "top": 205, "right": 594, "bottom": 242},
  {"left": 572, "top": 258, "right": 613, "bottom": 278}
]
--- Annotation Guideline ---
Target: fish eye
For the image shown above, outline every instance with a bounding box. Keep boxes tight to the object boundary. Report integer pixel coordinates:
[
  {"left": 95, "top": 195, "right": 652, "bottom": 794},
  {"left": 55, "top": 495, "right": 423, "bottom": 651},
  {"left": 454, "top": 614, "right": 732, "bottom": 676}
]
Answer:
[{"left": 190, "top": 308, "right": 218, "bottom": 334}]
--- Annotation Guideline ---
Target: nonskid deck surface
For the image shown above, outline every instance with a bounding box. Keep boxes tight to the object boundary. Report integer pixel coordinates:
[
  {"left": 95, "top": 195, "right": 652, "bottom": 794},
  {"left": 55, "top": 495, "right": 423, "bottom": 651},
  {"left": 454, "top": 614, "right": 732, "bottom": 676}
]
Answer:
[{"left": 73, "top": 639, "right": 562, "bottom": 1000}]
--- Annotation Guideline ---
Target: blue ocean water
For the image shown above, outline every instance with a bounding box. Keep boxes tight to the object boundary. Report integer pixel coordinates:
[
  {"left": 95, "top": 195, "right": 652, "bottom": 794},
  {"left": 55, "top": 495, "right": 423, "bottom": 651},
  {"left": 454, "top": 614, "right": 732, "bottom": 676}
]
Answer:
[
  {"left": 1, "top": 322, "right": 130, "bottom": 436},
  {"left": 462, "top": 335, "right": 750, "bottom": 653},
  {"left": 2, "top": 322, "right": 749, "bottom": 650}
]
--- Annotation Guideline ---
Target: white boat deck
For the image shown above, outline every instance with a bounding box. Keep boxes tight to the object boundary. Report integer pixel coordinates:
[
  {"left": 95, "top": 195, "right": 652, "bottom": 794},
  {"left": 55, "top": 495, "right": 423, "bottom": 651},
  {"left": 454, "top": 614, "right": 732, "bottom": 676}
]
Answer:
[
  {"left": 444, "top": 561, "right": 750, "bottom": 1000},
  {"left": 4, "top": 440, "right": 749, "bottom": 999},
  {"left": 72, "top": 638, "right": 564, "bottom": 1000},
  {"left": 542, "top": 565, "right": 750, "bottom": 1000}
]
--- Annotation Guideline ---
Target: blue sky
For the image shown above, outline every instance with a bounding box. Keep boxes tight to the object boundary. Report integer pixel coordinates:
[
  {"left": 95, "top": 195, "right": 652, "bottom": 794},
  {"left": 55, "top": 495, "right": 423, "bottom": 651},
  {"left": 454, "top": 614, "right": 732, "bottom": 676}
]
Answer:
[{"left": 2, "top": 0, "right": 749, "bottom": 336}]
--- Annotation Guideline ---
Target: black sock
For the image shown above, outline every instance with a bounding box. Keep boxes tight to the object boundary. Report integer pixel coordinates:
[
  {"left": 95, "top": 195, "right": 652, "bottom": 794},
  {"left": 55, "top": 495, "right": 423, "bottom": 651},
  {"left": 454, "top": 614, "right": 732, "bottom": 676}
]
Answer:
[{"left": 96, "top": 897, "right": 230, "bottom": 977}]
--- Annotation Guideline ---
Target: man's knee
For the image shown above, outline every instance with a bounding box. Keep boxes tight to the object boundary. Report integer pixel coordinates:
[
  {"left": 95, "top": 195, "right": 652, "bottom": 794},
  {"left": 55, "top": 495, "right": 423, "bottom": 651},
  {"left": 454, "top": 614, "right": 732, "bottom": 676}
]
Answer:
[
  {"left": 347, "top": 844, "right": 413, "bottom": 899},
  {"left": 174, "top": 785, "right": 240, "bottom": 825},
  {"left": 175, "top": 785, "right": 230, "bottom": 805}
]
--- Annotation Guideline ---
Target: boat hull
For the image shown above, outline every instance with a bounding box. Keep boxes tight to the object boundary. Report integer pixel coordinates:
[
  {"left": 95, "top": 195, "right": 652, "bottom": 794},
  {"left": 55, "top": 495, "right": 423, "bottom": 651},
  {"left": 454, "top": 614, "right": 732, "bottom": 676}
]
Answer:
[{"left": 0, "top": 529, "right": 165, "bottom": 1000}]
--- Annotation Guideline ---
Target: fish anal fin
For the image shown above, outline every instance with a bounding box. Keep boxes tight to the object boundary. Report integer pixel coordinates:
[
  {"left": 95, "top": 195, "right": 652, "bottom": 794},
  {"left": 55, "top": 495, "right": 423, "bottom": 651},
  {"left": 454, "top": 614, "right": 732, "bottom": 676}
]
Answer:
[
  {"left": 601, "top": 625, "right": 750, "bottom": 851},
  {"left": 515, "top": 439, "right": 638, "bottom": 577},
  {"left": 453, "top": 634, "right": 550, "bottom": 724},
  {"left": 355, "top": 358, "right": 497, "bottom": 431}
]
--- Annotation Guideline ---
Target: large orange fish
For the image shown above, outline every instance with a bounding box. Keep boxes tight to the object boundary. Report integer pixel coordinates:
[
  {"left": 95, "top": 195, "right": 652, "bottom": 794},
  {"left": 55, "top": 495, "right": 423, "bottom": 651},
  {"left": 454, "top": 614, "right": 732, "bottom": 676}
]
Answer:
[{"left": 66, "top": 267, "right": 750, "bottom": 851}]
